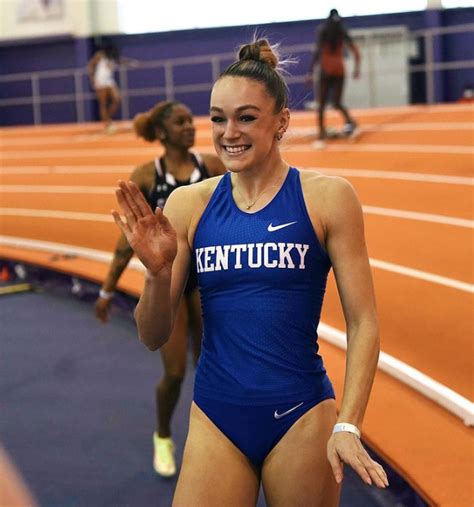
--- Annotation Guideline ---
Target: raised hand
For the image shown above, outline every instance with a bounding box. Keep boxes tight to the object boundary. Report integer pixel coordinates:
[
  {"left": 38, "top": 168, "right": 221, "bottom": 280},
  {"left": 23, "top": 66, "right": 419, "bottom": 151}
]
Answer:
[
  {"left": 112, "top": 180, "right": 177, "bottom": 276},
  {"left": 327, "top": 432, "right": 389, "bottom": 489}
]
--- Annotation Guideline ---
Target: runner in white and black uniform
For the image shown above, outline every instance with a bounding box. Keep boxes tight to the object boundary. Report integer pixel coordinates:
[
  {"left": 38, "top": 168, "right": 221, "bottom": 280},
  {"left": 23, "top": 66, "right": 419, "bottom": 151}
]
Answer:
[{"left": 94, "top": 100, "right": 225, "bottom": 477}]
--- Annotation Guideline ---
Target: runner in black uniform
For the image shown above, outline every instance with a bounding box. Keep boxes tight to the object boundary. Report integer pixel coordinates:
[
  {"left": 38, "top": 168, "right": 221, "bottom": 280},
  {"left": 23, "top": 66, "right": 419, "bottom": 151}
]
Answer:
[{"left": 94, "top": 100, "right": 225, "bottom": 476}]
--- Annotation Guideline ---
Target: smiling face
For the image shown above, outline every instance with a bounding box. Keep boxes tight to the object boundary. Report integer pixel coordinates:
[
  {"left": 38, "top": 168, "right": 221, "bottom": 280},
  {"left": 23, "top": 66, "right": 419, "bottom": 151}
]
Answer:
[
  {"left": 159, "top": 104, "right": 195, "bottom": 149},
  {"left": 210, "top": 76, "right": 289, "bottom": 173}
]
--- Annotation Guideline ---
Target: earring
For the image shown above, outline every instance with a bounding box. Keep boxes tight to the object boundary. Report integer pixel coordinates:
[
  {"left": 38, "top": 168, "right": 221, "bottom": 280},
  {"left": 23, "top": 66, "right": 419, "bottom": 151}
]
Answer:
[{"left": 276, "top": 131, "right": 284, "bottom": 141}]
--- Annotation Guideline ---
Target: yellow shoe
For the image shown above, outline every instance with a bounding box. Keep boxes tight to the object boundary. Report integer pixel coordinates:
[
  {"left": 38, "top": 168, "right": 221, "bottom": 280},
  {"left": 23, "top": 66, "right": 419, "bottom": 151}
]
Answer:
[{"left": 153, "top": 433, "right": 176, "bottom": 477}]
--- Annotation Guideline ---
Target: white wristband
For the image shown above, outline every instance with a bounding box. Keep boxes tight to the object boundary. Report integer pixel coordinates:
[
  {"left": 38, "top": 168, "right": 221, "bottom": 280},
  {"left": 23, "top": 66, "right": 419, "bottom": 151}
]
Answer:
[
  {"left": 333, "top": 423, "right": 361, "bottom": 439},
  {"left": 99, "top": 289, "right": 114, "bottom": 300}
]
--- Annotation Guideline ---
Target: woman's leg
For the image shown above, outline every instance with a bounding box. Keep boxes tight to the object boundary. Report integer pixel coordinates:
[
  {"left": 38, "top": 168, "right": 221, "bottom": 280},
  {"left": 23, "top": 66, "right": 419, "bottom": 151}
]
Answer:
[
  {"left": 317, "top": 73, "right": 330, "bottom": 140},
  {"left": 332, "top": 76, "right": 355, "bottom": 127},
  {"left": 95, "top": 88, "right": 110, "bottom": 125},
  {"left": 185, "top": 288, "right": 202, "bottom": 366},
  {"left": 108, "top": 86, "right": 121, "bottom": 120},
  {"left": 261, "top": 399, "right": 341, "bottom": 507},
  {"left": 153, "top": 300, "right": 188, "bottom": 476},
  {"left": 173, "top": 403, "right": 260, "bottom": 507},
  {"left": 156, "top": 299, "right": 189, "bottom": 438}
]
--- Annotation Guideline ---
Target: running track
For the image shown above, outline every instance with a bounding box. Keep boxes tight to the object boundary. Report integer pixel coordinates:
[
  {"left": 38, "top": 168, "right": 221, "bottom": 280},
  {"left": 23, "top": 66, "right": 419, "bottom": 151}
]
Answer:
[{"left": 1, "top": 104, "right": 473, "bottom": 506}]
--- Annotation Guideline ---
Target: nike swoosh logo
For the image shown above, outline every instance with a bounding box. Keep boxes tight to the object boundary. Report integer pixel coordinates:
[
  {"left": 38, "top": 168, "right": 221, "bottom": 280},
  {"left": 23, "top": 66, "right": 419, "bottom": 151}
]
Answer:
[
  {"left": 267, "top": 221, "right": 297, "bottom": 232},
  {"left": 273, "top": 402, "right": 304, "bottom": 419}
]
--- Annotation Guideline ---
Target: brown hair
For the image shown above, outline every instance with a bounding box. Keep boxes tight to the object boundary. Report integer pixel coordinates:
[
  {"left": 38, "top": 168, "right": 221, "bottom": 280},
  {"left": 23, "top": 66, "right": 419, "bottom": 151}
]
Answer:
[
  {"left": 133, "top": 100, "right": 181, "bottom": 142},
  {"left": 218, "top": 39, "right": 289, "bottom": 112}
]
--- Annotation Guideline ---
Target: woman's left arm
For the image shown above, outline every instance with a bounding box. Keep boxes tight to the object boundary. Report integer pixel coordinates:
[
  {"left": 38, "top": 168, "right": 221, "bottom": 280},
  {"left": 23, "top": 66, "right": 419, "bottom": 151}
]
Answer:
[{"left": 321, "top": 177, "right": 388, "bottom": 489}]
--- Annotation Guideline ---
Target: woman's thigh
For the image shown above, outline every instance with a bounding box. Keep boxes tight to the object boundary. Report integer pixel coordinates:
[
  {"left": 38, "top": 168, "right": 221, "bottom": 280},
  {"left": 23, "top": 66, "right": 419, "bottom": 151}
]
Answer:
[
  {"left": 173, "top": 402, "right": 260, "bottom": 507},
  {"left": 261, "top": 398, "right": 340, "bottom": 507},
  {"left": 159, "top": 300, "right": 189, "bottom": 377}
]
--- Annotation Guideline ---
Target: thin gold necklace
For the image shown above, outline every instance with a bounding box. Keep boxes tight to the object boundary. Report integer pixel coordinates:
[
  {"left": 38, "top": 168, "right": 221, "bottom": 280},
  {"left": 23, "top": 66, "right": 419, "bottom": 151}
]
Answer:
[{"left": 232, "top": 170, "right": 287, "bottom": 210}]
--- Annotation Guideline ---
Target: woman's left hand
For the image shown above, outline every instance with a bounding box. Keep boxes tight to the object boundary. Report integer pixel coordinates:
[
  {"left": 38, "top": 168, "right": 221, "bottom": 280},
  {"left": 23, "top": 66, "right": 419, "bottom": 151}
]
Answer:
[{"left": 327, "top": 432, "right": 389, "bottom": 488}]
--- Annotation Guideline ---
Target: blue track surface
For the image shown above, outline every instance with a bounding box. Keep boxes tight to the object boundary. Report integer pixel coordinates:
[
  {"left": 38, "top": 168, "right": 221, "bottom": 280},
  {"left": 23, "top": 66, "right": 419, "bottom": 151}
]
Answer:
[{"left": 0, "top": 287, "right": 417, "bottom": 506}]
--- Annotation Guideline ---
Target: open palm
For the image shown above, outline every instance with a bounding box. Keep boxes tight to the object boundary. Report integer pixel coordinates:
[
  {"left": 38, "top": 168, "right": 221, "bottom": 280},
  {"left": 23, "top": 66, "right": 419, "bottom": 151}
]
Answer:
[{"left": 112, "top": 180, "right": 177, "bottom": 275}]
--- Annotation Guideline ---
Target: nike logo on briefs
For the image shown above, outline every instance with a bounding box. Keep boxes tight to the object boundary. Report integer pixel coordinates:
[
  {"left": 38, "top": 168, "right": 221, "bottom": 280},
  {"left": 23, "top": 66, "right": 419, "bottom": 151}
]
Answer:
[
  {"left": 267, "top": 221, "right": 298, "bottom": 232},
  {"left": 273, "top": 402, "right": 304, "bottom": 419}
]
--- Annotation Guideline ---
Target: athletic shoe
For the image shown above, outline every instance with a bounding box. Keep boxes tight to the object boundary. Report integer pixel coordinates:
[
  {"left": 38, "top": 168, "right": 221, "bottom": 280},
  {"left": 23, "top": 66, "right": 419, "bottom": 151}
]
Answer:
[
  {"left": 311, "top": 140, "right": 326, "bottom": 150},
  {"left": 105, "top": 123, "right": 117, "bottom": 134},
  {"left": 153, "top": 433, "right": 176, "bottom": 477},
  {"left": 342, "top": 122, "right": 358, "bottom": 137}
]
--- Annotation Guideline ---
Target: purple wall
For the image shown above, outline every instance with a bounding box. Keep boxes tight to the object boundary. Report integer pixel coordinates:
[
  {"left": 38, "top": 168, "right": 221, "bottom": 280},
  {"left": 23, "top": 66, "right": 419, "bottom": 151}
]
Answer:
[{"left": 0, "top": 8, "right": 473, "bottom": 126}]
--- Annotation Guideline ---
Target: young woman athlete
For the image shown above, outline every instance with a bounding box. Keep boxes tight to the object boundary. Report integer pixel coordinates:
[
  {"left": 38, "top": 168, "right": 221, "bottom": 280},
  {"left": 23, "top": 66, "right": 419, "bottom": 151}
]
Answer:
[
  {"left": 95, "top": 100, "right": 225, "bottom": 477},
  {"left": 307, "top": 9, "right": 361, "bottom": 145},
  {"left": 113, "top": 39, "right": 387, "bottom": 505},
  {"left": 87, "top": 44, "right": 138, "bottom": 133}
]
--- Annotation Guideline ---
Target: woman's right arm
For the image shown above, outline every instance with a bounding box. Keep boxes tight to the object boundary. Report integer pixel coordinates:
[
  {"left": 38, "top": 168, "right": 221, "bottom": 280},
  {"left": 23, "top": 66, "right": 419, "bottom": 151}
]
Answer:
[
  {"left": 95, "top": 166, "right": 150, "bottom": 322},
  {"left": 113, "top": 181, "right": 192, "bottom": 350}
]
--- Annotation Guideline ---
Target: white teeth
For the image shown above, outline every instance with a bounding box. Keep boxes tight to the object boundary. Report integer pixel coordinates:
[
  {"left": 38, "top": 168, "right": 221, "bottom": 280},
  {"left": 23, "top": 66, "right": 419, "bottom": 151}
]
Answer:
[{"left": 224, "top": 145, "right": 249, "bottom": 154}]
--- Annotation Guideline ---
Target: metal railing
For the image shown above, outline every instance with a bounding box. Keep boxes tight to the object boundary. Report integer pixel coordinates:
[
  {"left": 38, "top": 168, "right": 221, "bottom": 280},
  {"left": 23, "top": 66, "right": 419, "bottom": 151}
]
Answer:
[{"left": 1, "top": 23, "right": 473, "bottom": 125}]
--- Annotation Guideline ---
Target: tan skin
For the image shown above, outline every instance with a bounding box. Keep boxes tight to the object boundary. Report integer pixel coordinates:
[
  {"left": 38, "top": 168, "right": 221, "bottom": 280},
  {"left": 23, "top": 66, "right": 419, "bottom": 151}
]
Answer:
[
  {"left": 113, "top": 77, "right": 388, "bottom": 505},
  {"left": 0, "top": 445, "right": 38, "bottom": 507},
  {"left": 96, "top": 104, "right": 225, "bottom": 438}
]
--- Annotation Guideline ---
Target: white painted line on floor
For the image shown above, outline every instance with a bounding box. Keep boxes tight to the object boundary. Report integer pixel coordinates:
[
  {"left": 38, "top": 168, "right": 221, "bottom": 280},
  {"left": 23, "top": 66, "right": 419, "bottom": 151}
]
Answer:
[
  {"left": 0, "top": 166, "right": 133, "bottom": 174},
  {"left": 306, "top": 167, "right": 473, "bottom": 186},
  {"left": 2, "top": 166, "right": 472, "bottom": 186},
  {"left": 318, "top": 322, "right": 473, "bottom": 426},
  {"left": 283, "top": 143, "right": 473, "bottom": 155},
  {"left": 0, "top": 214, "right": 472, "bottom": 292},
  {"left": 2, "top": 187, "right": 472, "bottom": 227},
  {"left": 1, "top": 233, "right": 472, "bottom": 425},
  {"left": 0, "top": 208, "right": 112, "bottom": 222},
  {"left": 0, "top": 185, "right": 114, "bottom": 194},
  {"left": 1, "top": 141, "right": 473, "bottom": 159},
  {"left": 370, "top": 258, "right": 473, "bottom": 293},
  {"left": 289, "top": 123, "right": 474, "bottom": 137},
  {"left": 362, "top": 206, "right": 473, "bottom": 228}
]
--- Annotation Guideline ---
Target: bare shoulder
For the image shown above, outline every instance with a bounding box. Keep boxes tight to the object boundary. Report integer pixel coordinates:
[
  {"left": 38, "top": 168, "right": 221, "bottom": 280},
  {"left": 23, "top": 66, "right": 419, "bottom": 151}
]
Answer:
[
  {"left": 199, "top": 152, "right": 226, "bottom": 176},
  {"left": 164, "top": 175, "right": 224, "bottom": 229},
  {"left": 299, "top": 169, "right": 361, "bottom": 223},
  {"left": 130, "top": 161, "right": 155, "bottom": 192}
]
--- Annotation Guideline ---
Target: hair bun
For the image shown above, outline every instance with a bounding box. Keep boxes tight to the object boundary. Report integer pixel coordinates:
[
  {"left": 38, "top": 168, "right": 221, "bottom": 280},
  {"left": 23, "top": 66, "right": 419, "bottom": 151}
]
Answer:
[{"left": 238, "top": 39, "right": 278, "bottom": 70}]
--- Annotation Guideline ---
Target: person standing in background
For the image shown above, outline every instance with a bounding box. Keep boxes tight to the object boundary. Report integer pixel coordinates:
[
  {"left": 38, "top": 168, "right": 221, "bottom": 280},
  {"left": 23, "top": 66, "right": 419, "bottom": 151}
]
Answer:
[
  {"left": 88, "top": 44, "right": 137, "bottom": 134},
  {"left": 307, "top": 9, "right": 361, "bottom": 147},
  {"left": 95, "top": 100, "right": 225, "bottom": 477}
]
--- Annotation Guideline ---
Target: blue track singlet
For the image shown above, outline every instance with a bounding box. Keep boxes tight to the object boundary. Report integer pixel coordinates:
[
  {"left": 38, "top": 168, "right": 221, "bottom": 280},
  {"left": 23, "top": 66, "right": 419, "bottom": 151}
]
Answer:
[
  {"left": 192, "top": 167, "right": 335, "bottom": 465},
  {"left": 194, "top": 167, "right": 334, "bottom": 405}
]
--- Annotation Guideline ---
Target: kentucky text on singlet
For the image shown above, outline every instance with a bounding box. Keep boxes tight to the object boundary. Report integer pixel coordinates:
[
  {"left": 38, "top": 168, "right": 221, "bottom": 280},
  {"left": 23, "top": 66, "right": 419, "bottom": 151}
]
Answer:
[{"left": 193, "top": 168, "right": 334, "bottom": 405}]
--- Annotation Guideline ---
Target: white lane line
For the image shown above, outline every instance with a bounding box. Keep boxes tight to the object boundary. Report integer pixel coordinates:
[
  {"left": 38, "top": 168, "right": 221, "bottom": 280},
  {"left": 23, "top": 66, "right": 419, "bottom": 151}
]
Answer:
[
  {"left": 0, "top": 148, "right": 158, "bottom": 159},
  {"left": 318, "top": 322, "right": 473, "bottom": 426},
  {"left": 1, "top": 233, "right": 472, "bottom": 425},
  {"left": 0, "top": 213, "right": 472, "bottom": 292},
  {"left": 362, "top": 206, "right": 473, "bottom": 228},
  {"left": 0, "top": 166, "right": 133, "bottom": 174},
  {"left": 283, "top": 144, "right": 473, "bottom": 155},
  {"left": 0, "top": 185, "right": 114, "bottom": 194},
  {"left": 2, "top": 184, "right": 472, "bottom": 229},
  {"left": 1, "top": 142, "right": 473, "bottom": 158},
  {"left": 2, "top": 190, "right": 471, "bottom": 227},
  {"left": 0, "top": 132, "right": 207, "bottom": 147},
  {"left": 370, "top": 258, "right": 473, "bottom": 293},
  {"left": 0, "top": 208, "right": 112, "bottom": 222},
  {"left": 289, "top": 123, "right": 474, "bottom": 136},
  {"left": 2, "top": 166, "right": 472, "bottom": 185},
  {"left": 307, "top": 167, "right": 474, "bottom": 186},
  {"left": 1, "top": 122, "right": 472, "bottom": 147}
]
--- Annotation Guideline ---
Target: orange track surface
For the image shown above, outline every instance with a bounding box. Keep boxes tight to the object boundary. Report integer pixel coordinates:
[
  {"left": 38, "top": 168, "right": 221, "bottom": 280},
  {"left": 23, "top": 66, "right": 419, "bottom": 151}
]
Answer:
[{"left": 1, "top": 105, "right": 473, "bottom": 506}]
